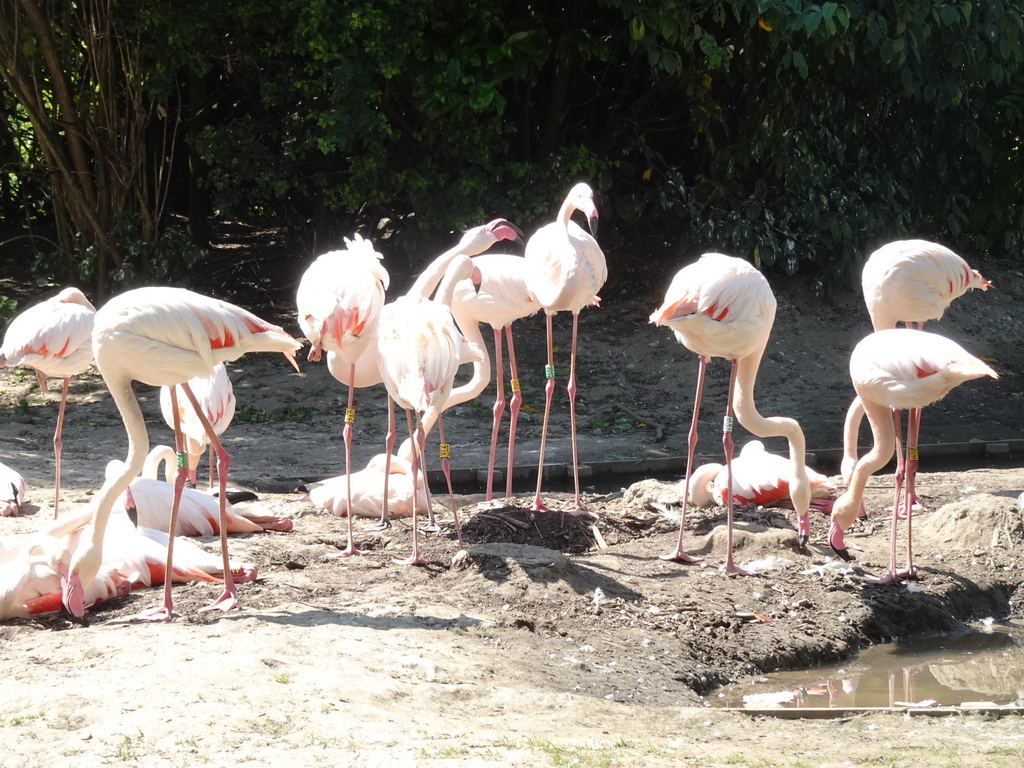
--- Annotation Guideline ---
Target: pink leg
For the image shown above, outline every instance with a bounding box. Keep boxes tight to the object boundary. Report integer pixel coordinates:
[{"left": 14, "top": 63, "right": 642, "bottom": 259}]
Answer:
[
  {"left": 394, "top": 414, "right": 428, "bottom": 566},
  {"left": 52, "top": 376, "right": 70, "bottom": 519},
  {"left": 437, "top": 415, "right": 464, "bottom": 548},
  {"left": 335, "top": 367, "right": 365, "bottom": 557},
  {"left": 135, "top": 385, "right": 187, "bottom": 622},
  {"left": 530, "top": 313, "right": 557, "bottom": 512},
  {"left": 720, "top": 360, "right": 754, "bottom": 576},
  {"left": 504, "top": 326, "right": 522, "bottom": 499},
  {"left": 485, "top": 327, "right": 505, "bottom": 501},
  {"left": 871, "top": 410, "right": 905, "bottom": 585},
  {"left": 365, "top": 396, "right": 397, "bottom": 531},
  {"left": 904, "top": 407, "right": 922, "bottom": 513},
  {"left": 178, "top": 383, "right": 239, "bottom": 612},
  {"left": 565, "top": 312, "right": 596, "bottom": 518},
  {"left": 661, "top": 356, "right": 707, "bottom": 564}
]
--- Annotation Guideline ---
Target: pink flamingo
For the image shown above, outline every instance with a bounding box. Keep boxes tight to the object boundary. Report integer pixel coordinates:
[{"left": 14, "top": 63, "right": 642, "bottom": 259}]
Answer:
[
  {"left": 829, "top": 328, "right": 997, "bottom": 582},
  {"left": 448, "top": 246, "right": 538, "bottom": 500},
  {"left": 523, "top": 183, "right": 607, "bottom": 515},
  {"left": 0, "top": 462, "right": 27, "bottom": 517},
  {"left": 305, "top": 451, "right": 428, "bottom": 522},
  {"left": 842, "top": 240, "right": 991, "bottom": 513},
  {"left": 0, "top": 287, "right": 96, "bottom": 518},
  {"left": 119, "top": 445, "right": 292, "bottom": 535},
  {"left": 60, "top": 286, "right": 301, "bottom": 621},
  {"left": 297, "top": 233, "right": 390, "bottom": 557},
  {"left": 687, "top": 441, "right": 836, "bottom": 511},
  {"left": 159, "top": 362, "right": 236, "bottom": 489},
  {"left": 376, "top": 255, "right": 483, "bottom": 565},
  {"left": 650, "top": 253, "right": 812, "bottom": 573}
]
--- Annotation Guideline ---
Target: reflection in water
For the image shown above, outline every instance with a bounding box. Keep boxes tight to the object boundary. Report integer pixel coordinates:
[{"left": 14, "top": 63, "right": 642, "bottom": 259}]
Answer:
[{"left": 707, "top": 621, "right": 1024, "bottom": 709}]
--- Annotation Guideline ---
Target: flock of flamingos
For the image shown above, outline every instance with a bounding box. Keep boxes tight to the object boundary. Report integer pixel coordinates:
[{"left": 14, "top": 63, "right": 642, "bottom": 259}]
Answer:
[{"left": 0, "top": 182, "right": 998, "bottom": 624}]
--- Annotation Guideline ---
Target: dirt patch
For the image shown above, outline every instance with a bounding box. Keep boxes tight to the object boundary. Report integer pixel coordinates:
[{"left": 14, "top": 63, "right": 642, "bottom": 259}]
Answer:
[{"left": 1, "top": 248, "right": 1023, "bottom": 765}]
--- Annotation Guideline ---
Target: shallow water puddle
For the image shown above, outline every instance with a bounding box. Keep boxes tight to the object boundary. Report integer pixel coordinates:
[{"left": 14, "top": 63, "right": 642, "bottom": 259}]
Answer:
[{"left": 707, "top": 621, "right": 1024, "bottom": 709}]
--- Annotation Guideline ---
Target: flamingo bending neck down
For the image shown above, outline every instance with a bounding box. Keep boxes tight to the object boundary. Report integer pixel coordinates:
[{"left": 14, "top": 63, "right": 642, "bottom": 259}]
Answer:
[
  {"left": 0, "top": 287, "right": 96, "bottom": 518},
  {"left": 841, "top": 240, "right": 991, "bottom": 513},
  {"left": 650, "top": 253, "right": 811, "bottom": 574},
  {"left": 523, "top": 183, "right": 607, "bottom": 516},
  {"left": 829, "top": 328, "right": 997, "bottom": 583},
  {"left": 61, "top": 286, "right": 301, "bottom": 621}
]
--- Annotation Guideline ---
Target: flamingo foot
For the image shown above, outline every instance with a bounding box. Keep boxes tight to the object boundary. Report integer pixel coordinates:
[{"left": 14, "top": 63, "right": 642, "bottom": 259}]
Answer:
[
  {"left": 198, "top": 589, "right": 239, "bottom": 613},
  {"left": 393, "top": 553, "right": 428, "bottom": 567},
  {"left": 419, "top": 522, "right": 442, "bottom": 533},
  {"left": 828, "top": 521, "right": 852, "bottom": 561},
  {"left": 362, "top": 519, "right": 392, "bottom": 531},
  {"left": 866, "top": 570, "right": 902, "bottom": 585},
  {"left": 660, "top": 548, "right": 703, "bottom": 564},
  {"left": 720, "top": 561, "right": 757, "bottom": 576},
  {"left": 134, "top": 604, "right": 174, "bottom": 622},
  {"left": 529, "top": 498, "right": 551, "bottom": 513},
  {"left": 565, "top": 506, "right": 599, "bottom": 521},
  {"left": 231, "top": 564, "right": 259, "bottom": 582},
  {"left": 897, "top": 564, "right": 918, "bottom": 579},
  {"left": 325, "top": 543, "right": 367, "bottom": 559},
  {"left": 253, "top": 517, "right": 294, "bottom": 532},
  {"left": 797, "top": 515, "right": 811, "bottom": 550}
]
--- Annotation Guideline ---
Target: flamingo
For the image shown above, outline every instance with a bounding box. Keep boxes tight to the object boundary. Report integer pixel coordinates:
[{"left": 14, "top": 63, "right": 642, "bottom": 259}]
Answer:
[
  {"left": 828, "top": 328, "right": 997, "bottom": 583},
  {"left": 0, "top": 287, "right": 96, "bottom": 518},
  {"left": 0, "top": 462, "right": 27, "bottom": 517},
  {"left": 2, "top": 505, "right": 257, "bottom": 620},
  {"left": 120, "top": 445, "right": 292, "bottom": 535},
  {"left": 305, "top": 452, "right": 428, "bottom": 521},
  {"left": 159, "top": 362, "right": 236, "bottom": 489},
  {"left": 650, "top": 253, "right": 812, "bottom": 574},
  {"left": 686, "top": 441, "right": 836, "bottom": 511},
  {"left": 60, "top": 286, "right": 301, "bottom": 621},
  {"left": 523, "top": 183, "right": 607, "bottom": 515},
  {"left": 296, "top": 233, "right": 390, "bottom": 557},
  {"left": 448, "top": 247, "right": 538, "bottom": 500},
  {"left": 841, "top": 240, "right": 991, "bottom": 512},
  {"left": 376, "top": 255, "right": 484, "bottom": 565}
]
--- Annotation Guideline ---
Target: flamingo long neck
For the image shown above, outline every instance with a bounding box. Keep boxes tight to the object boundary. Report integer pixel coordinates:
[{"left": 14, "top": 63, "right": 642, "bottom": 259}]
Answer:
[
  {"left": 833, "top": 397, "right": 897, "bottom": 531},
  {"left": 143, "top": 445, "right": 177, "bottom": 482},
  {"left": 87, "top": 376, "right": 150, "bottom": 551},
  {"left": 732, "top": 350, "right": 811, "bottom": 515},
  {"left": 408, "top": 241, "right": 478, "bottom": 300},
  {"left": 447, "top": 306, "right": 491, "bottom": 410}
]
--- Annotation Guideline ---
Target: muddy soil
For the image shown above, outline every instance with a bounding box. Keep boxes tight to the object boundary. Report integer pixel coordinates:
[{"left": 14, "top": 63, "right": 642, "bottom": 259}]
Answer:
[{"left": 1, "top": 242, "right": 1023, "bottom": 766}]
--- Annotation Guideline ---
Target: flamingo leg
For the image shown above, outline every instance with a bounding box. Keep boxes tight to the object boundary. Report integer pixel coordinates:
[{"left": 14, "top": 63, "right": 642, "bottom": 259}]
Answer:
[
  {"left": 565, "top": 312, "right": 596, "bottom": 518},
  {"left": 206, "top": 443, "right": 214, "bottom": 489},
  {"left": 135, "top": 385, "right": 187, "bottom": 622},
  {"left": 334, "top": 364, "right": 366, "bottom": 556},
  {"left": 504, "top": 325, "right": 522, "bottom": 499},
  {"left": 394, "top": 413, "right": 428, "bottom": 566},
  {"left": 437, "top": 415, "right": 464, "bottom": 548},
  {"left": 176, "top": 383, "right": 241, "bottom": 612},
  {"left": 903, "top": 407, "right": 922, "bottom": 513},
  {"left": 661, "top": 356, "right": 707, "bottom": 564},
  {"left": 872, "top": 409, "right": 906, "bottom": 585},
  {"left": 530, "top": 313, "right": 557, "bottom": 512},
  {"left": 485, "top": 327, "right": 505, "bottom": 501},
  {"left": 721, "top": 359, "right": 755, "bottom": 576},
  {"left": 415, "top": 409, "right": 441, "bottom": 533},
  {"left": 52, "top": 376, "right": 70, "bottom": 519},
  {"left": 365, "top": 395, "right": 397, "bottom": 531}
]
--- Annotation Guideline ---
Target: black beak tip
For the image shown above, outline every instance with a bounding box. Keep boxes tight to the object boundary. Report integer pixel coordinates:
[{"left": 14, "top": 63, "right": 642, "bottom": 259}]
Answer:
[
  {"left": 797, "top": 534, "right": 808, "bottom": 550},
  {"left": 830, "top": 543, "right": 853, "bottom": 562}
]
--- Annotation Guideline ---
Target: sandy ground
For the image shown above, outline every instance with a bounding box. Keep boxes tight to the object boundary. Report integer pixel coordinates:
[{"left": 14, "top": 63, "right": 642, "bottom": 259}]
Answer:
[{"left": 1, "top": 248, "right": 1023, "bottom": 766}]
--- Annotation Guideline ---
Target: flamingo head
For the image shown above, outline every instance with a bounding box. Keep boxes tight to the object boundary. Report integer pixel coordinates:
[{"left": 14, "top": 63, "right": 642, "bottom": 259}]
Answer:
[
  {"left": 483, "top": 218, "right": 525, "bottom": 245},
  {"left": 62, "top": 538, "right": 102, "bottom": 620},
  {"left": 567, "top": 182, "right": 599, "bottom": 236}
]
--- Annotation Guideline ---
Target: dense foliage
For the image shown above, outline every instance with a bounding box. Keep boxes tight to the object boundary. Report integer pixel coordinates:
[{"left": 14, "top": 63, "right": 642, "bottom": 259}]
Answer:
[{"left": 2, "top": 0, "right": 1022, "bottom": 298}]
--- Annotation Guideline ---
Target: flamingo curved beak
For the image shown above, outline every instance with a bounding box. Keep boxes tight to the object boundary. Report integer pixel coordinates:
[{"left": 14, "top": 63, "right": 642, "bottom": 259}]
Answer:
[
  {"left": 59, "top": 563, "right": 86, "bottom": 621},
  {"left": 588, "top": 212, "right": 599, "bottom": 237},
  {"left": 487, "top": 218, "right": 525, "bottom": 245}
]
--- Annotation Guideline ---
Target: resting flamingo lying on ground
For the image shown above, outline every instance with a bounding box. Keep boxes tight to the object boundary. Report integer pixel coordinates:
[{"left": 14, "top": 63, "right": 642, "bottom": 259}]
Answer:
[
  {"left": 842, "top": 240, "right": 991, "bottom": 513},
  {"left": 829, "top": 328, "right": 997, "bottom": 583},
  {"left": 305, "top": 452, "right": 428, "bottom": 522},
  {"left": 118, "top": 446, "right": 292, "bottom": 535},
  {"left": 0, "top": 287, "right": 96, "bottom": 518},
  {"left": 686, "top": 441, "right": 836, "bottom": 512}
]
